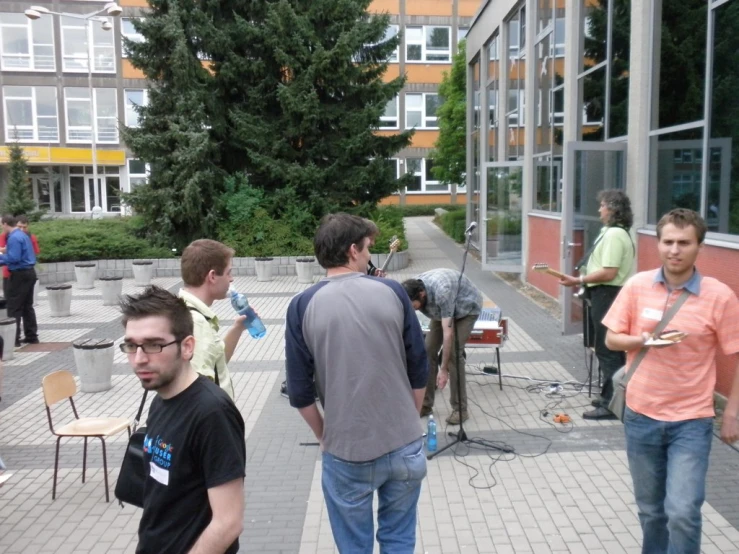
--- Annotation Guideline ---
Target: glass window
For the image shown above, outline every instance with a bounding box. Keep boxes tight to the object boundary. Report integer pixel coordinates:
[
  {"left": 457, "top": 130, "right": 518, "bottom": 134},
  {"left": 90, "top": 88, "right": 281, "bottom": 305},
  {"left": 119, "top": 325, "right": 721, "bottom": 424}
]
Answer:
[
  {"left": 458, "top": 28, "right": 469, "bottom": 44},
  {"left": 106, "top": 176, "right": 121, "bottom": 212},
  {"left": 128, "top": 158, "right": 149, "bottom": 189},
  {"left": 0, "top": 12, "right": 54, "bottom": 71},
  {"left": 652, "top": 0, "right": 706, "bottom": 130},
  {"left": 124, "top": 89, "right": 148, "bottom": 127},
  {"left": 383, "top": 25, "right": 399, "bottom": 63},
  {"left": 65, "top": 87, "right": 119, "bottom": 143},
  {"left": 3, "top": 86, "right": 59, "bottom": 142},
  {"left": 69, "top": 175, "right": 86, "bottom": 213},
  {"left": 424, "top": 94, "right": 440, "bottom": 127},
  {"left": 379, "top": 97, "right": 398, "bottom": 129},
  {"left": 61, "top": 17, "right": 116, "bottom": 73},
  {"left": 406, "top": 158, "right": 422, "bottom": 191},
  {"left": 406, "top": 26, "right": 451, "bottom": 63},
  {"left": 405, "top": 93, "right": 439, "bottom": 129},
  {"left": 121, "top": 17, "right": 144, "bottom": 57}
]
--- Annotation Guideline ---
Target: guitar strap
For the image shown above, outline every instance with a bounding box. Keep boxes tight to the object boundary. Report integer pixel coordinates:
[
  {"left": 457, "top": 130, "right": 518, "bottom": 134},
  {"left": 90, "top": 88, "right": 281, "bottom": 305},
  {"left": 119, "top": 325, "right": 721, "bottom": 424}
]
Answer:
[{"left": 575, "top": 225, "right": 634, "bottom": 271}]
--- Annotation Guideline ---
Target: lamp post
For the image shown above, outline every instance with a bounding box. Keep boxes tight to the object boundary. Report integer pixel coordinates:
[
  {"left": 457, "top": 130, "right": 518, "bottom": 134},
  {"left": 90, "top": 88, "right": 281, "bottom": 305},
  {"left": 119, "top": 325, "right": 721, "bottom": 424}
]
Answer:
[{"left": 26, "top": 3, "right": 122, "bottom": 212}]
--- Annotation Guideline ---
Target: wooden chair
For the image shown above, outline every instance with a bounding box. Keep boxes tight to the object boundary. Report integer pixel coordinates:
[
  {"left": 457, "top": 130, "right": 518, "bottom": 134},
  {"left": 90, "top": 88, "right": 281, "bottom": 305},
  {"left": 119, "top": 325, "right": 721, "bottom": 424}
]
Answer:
[{"left": 42, "top": 370, "right": 130, "bottom": 502}]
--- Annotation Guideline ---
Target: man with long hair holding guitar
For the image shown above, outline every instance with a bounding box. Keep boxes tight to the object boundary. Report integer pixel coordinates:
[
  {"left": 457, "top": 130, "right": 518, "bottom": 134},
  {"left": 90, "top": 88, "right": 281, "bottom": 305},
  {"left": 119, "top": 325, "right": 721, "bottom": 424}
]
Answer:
[{"left": 559, "top": 190, "right": 635, "bottom": 420}]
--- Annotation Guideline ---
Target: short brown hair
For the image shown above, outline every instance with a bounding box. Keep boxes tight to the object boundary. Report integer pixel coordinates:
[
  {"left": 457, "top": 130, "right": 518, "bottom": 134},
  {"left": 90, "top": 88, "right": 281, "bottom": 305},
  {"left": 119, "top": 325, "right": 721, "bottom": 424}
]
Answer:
[
  {"left": 16, "top": 215, "right": 28, "bottom": 225},
  {"left": 180, "top": 239, "right": 235, "bottom": 286},
  {"left": 1, "top": 214, "right": 16, "bottom": 227},
  {"left": 120, "top": 285, "right": 193, "bottom": 341},
  {"left": 314, "top": 213, "right": 376, "bottom": 268},
  {"left": 656, "top": 208, "right": 707, "bottom": 244}
]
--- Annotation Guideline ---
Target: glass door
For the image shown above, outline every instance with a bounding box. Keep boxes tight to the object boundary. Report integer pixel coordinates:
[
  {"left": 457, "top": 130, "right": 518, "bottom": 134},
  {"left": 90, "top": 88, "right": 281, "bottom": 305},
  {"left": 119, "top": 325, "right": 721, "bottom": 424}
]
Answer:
[
  {"left": 561, "top": 141, "right": 626, "bottom": 334},
  {"left": 481, "top": 162, "right": 524, "bottom": 272}
]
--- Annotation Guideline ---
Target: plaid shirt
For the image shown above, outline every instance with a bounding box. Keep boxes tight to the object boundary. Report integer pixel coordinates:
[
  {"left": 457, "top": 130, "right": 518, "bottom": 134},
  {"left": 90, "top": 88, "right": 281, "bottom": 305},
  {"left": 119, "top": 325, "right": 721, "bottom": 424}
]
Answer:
[{"left": 417, "top": 269, "right": 482, "bottom": 320}]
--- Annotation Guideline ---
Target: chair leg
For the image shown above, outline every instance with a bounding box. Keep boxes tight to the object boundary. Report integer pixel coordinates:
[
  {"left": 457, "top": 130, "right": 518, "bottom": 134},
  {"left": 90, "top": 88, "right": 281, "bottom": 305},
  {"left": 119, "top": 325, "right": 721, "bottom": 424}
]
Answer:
[
  {"left": 52, "top": 436, "right": 61, "bottom": 500},
  {"left": 100, "top": 437, "right": 109, "bottom": 503},
  {"left": 82, "top": 437, "right": 88, "bottom": 483}
]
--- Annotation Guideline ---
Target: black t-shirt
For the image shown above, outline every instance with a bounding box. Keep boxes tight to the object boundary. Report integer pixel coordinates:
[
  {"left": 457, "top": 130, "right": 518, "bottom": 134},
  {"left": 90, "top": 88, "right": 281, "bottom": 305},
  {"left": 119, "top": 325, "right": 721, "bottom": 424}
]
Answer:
[{"left": 136, "top": 375, "right": 246, "bottom": 554}]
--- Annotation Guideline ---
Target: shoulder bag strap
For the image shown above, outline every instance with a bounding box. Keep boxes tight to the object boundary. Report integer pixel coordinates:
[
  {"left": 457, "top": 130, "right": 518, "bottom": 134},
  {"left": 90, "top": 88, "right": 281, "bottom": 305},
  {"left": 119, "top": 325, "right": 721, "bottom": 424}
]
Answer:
[
  {"left": 186, "top": 306, "right": 220, "bottom": 387},
  {"left": 620, "top": 288, "right": 691, "bottom": 388},
  {"left": 133, "top": 390, "right": 148, "bottom": 432}
]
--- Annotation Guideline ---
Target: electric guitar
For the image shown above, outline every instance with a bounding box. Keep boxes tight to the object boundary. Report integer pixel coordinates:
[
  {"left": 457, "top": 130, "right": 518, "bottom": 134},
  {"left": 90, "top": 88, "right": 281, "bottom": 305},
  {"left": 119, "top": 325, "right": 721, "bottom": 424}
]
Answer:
[
  {"left": 532, "top": 263, "right": 586, "bottom": 297},
  {"left": 379, "top": 236, "right": 401, "bottom": 273}
]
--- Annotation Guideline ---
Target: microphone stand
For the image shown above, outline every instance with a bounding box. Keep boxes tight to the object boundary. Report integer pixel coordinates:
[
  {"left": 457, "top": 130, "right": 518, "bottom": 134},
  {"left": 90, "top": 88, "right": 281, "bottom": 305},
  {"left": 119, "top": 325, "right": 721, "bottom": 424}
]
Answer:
[{"left": 428, "top": 227, "right": 510, "bottom": 459}]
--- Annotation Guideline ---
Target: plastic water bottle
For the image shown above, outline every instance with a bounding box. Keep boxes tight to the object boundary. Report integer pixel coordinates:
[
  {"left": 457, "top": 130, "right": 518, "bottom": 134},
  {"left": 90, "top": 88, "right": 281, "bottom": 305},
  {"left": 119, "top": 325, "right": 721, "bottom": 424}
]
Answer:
[
  {"left": 427, "top": 415, "right": 437, "bottom": 452},
  {"left": 229, "top": 287, "right": 267, "bottom": 339}
]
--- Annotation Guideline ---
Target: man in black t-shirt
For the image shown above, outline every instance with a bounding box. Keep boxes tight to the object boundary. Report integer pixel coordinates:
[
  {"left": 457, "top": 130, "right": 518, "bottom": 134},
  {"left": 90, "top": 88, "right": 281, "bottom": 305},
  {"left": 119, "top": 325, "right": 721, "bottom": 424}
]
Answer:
[{"left": 120, "top": 286, "right": 246, "bottom": 554}]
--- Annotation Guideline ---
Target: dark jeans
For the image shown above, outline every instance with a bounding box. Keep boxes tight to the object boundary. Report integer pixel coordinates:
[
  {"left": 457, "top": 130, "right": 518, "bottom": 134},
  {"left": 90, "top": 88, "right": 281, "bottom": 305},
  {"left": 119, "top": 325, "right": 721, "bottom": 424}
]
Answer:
[
  {"left": 587, "top": 285, "right": 625, "bottom": 402},
  {"left": 7, "top": 268, "right": 37, "bottom": 343}
]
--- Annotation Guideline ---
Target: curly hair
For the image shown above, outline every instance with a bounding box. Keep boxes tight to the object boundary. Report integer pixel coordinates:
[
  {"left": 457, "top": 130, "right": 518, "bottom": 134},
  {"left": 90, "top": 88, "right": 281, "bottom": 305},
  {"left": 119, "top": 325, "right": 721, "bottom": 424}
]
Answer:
[{"left": 598, "top": 190, "right": 633, "bottom": 228}]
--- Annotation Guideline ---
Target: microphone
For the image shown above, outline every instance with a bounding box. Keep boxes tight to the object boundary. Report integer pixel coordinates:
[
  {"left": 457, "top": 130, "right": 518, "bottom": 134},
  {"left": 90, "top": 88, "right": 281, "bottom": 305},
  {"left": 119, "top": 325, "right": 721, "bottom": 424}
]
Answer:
[{"left": 465, "top": 221, "right": 478, "bottom": 235}]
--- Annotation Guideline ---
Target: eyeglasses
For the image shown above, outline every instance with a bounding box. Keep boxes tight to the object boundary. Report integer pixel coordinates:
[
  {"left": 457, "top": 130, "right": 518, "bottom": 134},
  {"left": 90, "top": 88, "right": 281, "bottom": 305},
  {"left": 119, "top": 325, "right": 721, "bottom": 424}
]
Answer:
[{"left": 119, "top": 340, "right": 180, "bottom": 354}]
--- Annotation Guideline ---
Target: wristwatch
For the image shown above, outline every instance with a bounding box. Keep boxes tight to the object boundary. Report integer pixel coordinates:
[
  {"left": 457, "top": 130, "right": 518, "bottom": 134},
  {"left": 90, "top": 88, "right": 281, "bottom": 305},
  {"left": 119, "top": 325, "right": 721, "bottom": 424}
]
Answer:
[{"left": 579, "top": 275, "right": 585, "bottom": 284}]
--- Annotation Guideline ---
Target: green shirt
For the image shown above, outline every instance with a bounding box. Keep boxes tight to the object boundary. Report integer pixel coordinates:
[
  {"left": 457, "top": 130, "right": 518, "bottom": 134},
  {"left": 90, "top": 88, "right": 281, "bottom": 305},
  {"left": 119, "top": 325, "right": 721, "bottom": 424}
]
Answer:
[
  {"left": 178, "top": 289, "right": 235, "bottom": 400},
  {"left": 585, "top": 226, "right": 634, "bottom": 287}
]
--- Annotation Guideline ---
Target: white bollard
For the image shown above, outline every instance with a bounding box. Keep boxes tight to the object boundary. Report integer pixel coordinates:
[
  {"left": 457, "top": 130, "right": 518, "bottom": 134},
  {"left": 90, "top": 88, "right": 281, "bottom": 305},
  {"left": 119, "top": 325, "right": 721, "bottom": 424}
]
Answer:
[
  {"left": 132, "top": 261, "right": 154, "bottom": 286},
  {"left": 46, "top": 284, "right": 72, "bottom": 317},
  {"left": 295, "top": 257, "right": 315, "bottom": 284},
  {"left": 0, "top": 318, "right": 16, "bottom": 360},
  {"left": 73, "top": 338, "right": 114, "bottom": 393},
  {"left": 74, "top": 263, "right": 97, "bottom": 289},
  {"left": 99, "top": 277, "right": 123, "bottom": 306},
  {"left": 255, "top": 257, "right": 274, "bottom": 282}
]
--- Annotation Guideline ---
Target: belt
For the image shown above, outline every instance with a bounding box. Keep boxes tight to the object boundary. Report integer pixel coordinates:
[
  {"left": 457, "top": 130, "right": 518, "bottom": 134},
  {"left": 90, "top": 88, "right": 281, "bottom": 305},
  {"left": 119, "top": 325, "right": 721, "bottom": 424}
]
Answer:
[{"left": 11, "top": 267, "right": 34, "bottom": 272}]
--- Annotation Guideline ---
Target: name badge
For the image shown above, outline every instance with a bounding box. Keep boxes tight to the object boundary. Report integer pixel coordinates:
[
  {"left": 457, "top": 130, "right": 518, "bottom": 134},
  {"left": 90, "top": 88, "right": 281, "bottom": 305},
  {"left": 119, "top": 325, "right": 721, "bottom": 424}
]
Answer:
[
  {"left": 642, "top": 308, "right": 663, "bottom": 321},
  {"left": 149, "top": 462, "right": 169, "bottom": 486}
]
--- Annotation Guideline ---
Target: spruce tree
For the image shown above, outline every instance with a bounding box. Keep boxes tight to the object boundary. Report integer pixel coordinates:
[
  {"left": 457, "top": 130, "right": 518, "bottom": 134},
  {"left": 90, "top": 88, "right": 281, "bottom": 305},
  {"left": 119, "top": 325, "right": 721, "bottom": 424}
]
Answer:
[
  {"left": 121, "top": 0, "right": 225, "bottom": 249},
  {"left": 124, "top": 0, "right": 411, "bottom": 245},
  {"left": 431, "top": 41, "right": 467, "bottom": 188},
  {"left": 1, "top": 142, "right": 36, "bottom": 217}
]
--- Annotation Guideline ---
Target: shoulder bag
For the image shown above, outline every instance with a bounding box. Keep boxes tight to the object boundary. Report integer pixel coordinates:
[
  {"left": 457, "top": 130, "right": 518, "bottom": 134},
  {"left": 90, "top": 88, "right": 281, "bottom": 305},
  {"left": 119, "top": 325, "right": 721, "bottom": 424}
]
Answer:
[
  {"left": 114, "top": 390, "right": 149, "bottom": 507},
  {"left": 608, "top": 289, "right": 690, "bottom": 421}
]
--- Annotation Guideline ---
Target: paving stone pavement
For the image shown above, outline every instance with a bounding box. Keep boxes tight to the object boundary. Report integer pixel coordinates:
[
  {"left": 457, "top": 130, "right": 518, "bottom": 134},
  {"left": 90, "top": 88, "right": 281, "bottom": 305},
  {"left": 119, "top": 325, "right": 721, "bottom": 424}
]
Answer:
[{"left": 1, "top": 216, "right": 738, "bottom": 553}]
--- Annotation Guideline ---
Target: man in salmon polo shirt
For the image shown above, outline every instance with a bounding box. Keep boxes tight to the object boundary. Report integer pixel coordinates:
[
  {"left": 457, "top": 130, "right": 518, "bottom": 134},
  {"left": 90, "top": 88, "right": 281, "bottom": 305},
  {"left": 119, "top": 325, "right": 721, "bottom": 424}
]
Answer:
[{"left": 603, "top": 208, "right": 739, "bottom": 554}]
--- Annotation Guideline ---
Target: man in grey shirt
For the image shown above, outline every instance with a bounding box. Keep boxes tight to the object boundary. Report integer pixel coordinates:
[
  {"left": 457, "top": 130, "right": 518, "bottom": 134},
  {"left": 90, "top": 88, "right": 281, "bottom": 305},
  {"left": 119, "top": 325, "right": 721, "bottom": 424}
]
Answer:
[
  {"left": 285, "top": 213, "right": 428, "bottom": 553},
  {"left": 403, "top": 269, "right": 483, "bottom": 425}
]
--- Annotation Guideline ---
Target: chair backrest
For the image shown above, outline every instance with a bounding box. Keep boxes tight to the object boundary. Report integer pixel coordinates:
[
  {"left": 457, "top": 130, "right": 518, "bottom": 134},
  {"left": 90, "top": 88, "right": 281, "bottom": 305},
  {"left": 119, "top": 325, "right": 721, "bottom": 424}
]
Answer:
[{"left": 42, "top": 370, "right": 77, "bottom": 408}]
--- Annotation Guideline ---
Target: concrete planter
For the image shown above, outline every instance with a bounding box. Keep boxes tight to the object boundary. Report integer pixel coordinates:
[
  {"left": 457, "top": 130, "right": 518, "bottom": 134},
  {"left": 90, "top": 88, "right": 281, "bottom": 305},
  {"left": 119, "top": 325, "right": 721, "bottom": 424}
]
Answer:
[
  {"left": 255, "top": 257, "right": 274, "bottom": 282},
  {"left": 74, "top": 263, "right": 96, "bottom": 289},
  {"left": 100, "top": 276, "right": 123, "bottom": 306},
  {"left": 73, "top": 338, "right": 114, "bottom": 393},
  {"left": 46, "top": 284, "right": 72, "bottom": 317},
  {"left": 32, "top": 279, "right": 39, "bottom": 307},
  {"left": 0, "top": 318, "right": 16, "bottom": 360},
  {"left": 295, "top": 257, "right": 315, "bottom": 284},
  {"left": 132, "top": 261, "right": 154, "bottom": 286}
]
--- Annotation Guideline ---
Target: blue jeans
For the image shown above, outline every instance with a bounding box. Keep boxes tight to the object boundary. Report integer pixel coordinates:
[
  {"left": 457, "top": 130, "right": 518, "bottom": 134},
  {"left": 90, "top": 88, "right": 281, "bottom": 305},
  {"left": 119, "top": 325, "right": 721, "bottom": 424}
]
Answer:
[
  {"left": 321, "top": 438, "right": 426, "bottom": 554},
  {"left": 624, "top": 407, "right": 713, "bottom": 554}
]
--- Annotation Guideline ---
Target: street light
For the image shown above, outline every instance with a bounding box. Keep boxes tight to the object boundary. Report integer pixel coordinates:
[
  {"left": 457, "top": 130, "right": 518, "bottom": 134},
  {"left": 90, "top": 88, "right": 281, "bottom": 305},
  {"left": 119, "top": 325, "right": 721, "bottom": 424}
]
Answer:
[{"left": 25, "top": 3, "right": 122, "bottom": 211}]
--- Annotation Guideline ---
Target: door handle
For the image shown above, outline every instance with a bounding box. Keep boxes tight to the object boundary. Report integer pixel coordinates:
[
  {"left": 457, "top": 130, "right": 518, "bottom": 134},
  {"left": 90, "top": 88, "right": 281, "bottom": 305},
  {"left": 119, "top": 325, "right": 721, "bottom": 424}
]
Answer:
[{"left": 567, "top": 242, "right": 581, "bottom": 247}]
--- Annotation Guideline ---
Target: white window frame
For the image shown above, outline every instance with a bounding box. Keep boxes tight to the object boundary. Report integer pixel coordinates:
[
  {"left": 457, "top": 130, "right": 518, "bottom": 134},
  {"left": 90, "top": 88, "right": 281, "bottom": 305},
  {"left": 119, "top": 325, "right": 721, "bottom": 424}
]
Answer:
[
  {"left": 3, "top": 86, "right": 59, "bottom": 143},
  {"left": 127, "top": 158, "right": 149, "bottom": 191},
  {"left": 124, "top": 88, "right": 148, "bottom": 128},
  {"left": 405, "top": 158, "right": 449, "bottom": 193},
  {"left": 121, "top": 17, "right": 144, "bottom": 58},
  {"left": 0, "top": 13, "right": 55, "bottom": 71},
  {"left": 405, "top": 26, "right": 452, "bottom": 63},
  {"left": 379, "top": 96, "right": 399, "bottom": 129},
  {"left": 61, "top": 17, "right": 115, "bottom": 73},
  {"left": 383, "top": 25, "right": 399, "bottom": 63},
  {"left": 64, "top": 87, "right": 119, "bottom": 143},
  {"left": 507, "top": 89, "right": 526, "bottom": 127},
  {"left": 405, "top": 92, "right": 440, "bottom": 129}
]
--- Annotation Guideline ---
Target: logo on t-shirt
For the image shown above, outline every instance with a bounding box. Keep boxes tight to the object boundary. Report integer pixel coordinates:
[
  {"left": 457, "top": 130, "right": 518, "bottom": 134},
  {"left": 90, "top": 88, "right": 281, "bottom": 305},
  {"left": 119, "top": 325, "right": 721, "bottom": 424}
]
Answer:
[{"left": 144, "top": 434, "right": 176, "bottom": 485}]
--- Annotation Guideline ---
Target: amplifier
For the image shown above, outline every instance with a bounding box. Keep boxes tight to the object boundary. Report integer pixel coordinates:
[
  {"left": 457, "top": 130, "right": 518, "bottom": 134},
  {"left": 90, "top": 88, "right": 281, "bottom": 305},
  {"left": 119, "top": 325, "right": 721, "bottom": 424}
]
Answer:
[{"left": 467, "top": 308, "right": 507, "bottom": 346}]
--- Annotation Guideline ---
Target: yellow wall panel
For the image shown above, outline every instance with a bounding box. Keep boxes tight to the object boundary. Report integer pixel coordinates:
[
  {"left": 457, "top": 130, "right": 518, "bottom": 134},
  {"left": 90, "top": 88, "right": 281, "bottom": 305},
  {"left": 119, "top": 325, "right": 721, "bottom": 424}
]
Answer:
[
  {"left": 0, "top": 147, "right": 125, "bottom": 165},
  {"left": 122, "top": 59, "right": 145, "bottom": 79},
  {"left": 410, "top": 130, "right": 440, "bottom": 148},
  {"left": 404, "top": 194, "right": 454, "bottom": 204},
  {"left": 406, "top": 0, "right": 452, "bottom": 16},
  {"left": 405, "top": 64, "right": 450, "bottom": 84},
  {"left": 459, "top": 0, "right": 480, "bottom": 17},
  {"left": 382, "top": 64, "right": 401, "bottom": 82},
  {"left": 120, "top": 0, "right": 150, "bottom": 6},
  {"left": 369, "top": 0, "right": 400, "bottom": 14}
]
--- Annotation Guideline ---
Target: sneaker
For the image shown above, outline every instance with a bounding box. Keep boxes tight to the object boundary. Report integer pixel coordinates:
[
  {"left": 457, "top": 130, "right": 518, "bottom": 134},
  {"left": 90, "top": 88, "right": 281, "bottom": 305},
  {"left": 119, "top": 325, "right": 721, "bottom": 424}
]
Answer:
[
  {"left": 420, "top": 406, "right": 433, "bottom": 418},
  {"left": 446, "top": 410, "right": 469, "bottom": 425},
  {"left": 582, "top": 406, "right": 617, "bottom": 420}
]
